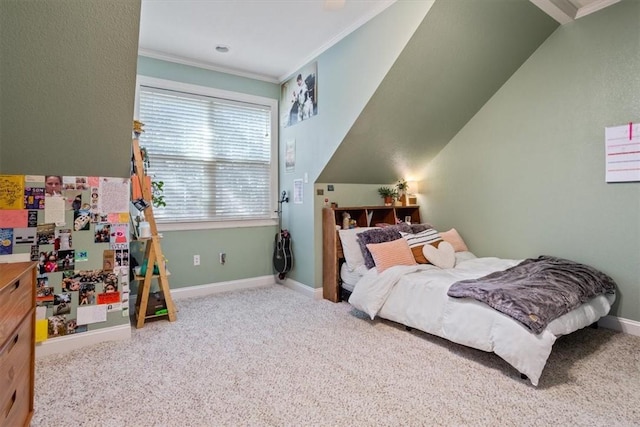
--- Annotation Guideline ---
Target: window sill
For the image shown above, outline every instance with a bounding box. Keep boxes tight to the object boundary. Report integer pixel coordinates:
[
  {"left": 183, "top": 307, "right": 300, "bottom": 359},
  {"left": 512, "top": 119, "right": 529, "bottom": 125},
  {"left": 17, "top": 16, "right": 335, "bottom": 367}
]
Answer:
[{"left": 156, "top": 218, "right": 278, "bottom": 232}]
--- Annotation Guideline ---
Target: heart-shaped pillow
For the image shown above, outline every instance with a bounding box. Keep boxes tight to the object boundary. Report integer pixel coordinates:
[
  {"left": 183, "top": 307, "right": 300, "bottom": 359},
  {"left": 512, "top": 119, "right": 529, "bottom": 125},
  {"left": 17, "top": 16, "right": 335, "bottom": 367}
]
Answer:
[{"left": 422, "top": 241, "right": 455, "bottom": 269}]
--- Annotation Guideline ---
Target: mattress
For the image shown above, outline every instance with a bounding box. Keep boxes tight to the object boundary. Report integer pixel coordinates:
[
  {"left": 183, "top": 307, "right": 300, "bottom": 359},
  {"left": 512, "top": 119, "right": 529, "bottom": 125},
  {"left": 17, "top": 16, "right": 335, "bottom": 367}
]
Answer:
[
  {"left": 340, "top": 264, "right": 367, "bottom": 292},
  {"left": 341, "top": 251, "right": 477, "bottom": 292},
  {"left": 348, "top": 255, "right": 615, "bottom": 385}
]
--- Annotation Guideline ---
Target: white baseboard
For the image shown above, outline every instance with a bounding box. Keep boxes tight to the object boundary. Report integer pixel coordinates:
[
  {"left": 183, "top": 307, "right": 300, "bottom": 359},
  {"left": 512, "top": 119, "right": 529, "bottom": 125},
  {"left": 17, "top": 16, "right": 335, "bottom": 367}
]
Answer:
[
  {"left": 169, "top": 275, "right": 275, "bottom": 300},
  {"left": 138, "top": 275, "right": 320, "bottom": 302},
  {"left": 598, "top": 315, "right": 640, "bottom": 336},
  {"left": 277, "top": 276, "right": 323, "bottom": 299},
  {"left": 35, "top": 323, "right": 131, "bottom": 358}
]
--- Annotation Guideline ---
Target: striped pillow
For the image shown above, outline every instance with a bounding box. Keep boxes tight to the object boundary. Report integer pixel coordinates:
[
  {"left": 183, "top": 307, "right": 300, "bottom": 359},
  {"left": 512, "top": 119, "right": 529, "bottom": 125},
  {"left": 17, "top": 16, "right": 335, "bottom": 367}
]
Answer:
[
  {"left": 366, "top": 238, "right": 417, "bottom": 273},
  {"left": 401, "top": 229, "right": 442, "bottom": 264}
]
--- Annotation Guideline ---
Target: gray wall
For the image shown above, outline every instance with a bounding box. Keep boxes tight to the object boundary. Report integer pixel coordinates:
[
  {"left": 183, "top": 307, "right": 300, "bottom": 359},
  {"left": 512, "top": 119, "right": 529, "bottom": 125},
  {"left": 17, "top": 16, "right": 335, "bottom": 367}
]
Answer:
[
  {"left": 0, "top": 0, "right": 140, "bottom": 177},
  {"left": 425, "top": 0, "right": 640, "bottom": 321}
]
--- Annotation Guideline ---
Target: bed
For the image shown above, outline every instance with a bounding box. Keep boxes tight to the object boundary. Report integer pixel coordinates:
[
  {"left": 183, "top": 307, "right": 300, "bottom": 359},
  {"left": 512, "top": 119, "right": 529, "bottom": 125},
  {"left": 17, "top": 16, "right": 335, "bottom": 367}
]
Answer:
[{"left": 324, "top": 214, "right": 616, "bottom": 386}]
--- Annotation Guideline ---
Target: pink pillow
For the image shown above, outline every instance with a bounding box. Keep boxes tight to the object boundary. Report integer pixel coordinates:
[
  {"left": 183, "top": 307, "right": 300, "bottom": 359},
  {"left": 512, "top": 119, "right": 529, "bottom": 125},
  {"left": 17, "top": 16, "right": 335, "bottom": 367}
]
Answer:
[
  {"left": 366, "top": 238, "right": 417, "bottom": 273},
  {"left": 439, "top": 228, "right": 469, "bottom": 252}
]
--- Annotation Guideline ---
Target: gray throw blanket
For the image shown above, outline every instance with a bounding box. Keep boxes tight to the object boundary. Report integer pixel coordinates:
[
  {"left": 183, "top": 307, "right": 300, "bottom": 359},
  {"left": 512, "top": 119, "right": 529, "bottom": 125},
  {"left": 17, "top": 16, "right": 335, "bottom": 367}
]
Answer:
[{"left": 447, "top": 256, "right": 616, "bottom": 334}]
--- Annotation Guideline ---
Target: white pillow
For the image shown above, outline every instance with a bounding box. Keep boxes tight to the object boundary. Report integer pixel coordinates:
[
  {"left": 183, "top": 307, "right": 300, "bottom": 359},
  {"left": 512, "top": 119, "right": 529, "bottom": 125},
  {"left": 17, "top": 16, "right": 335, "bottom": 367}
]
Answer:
[
  {"left": 338, "top": 227, "right": 379, "bottom": 271},
  {"left": 422, "top": 241, "right": 456, "bottom": 269}
]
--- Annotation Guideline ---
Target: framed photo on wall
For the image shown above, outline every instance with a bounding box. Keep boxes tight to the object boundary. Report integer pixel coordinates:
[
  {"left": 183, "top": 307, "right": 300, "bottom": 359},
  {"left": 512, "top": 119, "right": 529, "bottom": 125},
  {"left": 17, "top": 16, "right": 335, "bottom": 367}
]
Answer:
[{"left": 281, "top": 62, "right": 317, "bottom": 128}]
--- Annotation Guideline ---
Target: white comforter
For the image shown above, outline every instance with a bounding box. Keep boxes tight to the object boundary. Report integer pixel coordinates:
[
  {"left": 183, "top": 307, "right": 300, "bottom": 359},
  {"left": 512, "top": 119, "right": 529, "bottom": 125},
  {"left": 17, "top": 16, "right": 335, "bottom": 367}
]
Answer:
[{"left": 348, "top": 254, "right": 615, "bottom": 386}]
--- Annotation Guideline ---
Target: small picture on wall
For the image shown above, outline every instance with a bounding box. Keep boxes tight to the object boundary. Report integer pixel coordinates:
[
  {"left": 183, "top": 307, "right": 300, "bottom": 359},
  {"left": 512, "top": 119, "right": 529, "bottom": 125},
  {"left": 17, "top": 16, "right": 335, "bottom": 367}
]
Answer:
[
  {"left": 285, "top": 139, "right": 295, "bottom": 173},
  {"left": 53, "top": 293, "right": 71, "bottom": 315},
  {"left": 48, "top": 315, "right": 67, "bottom": 338},
  {"left": 281, "top": 62, "right": 317, "bottom": 128}
]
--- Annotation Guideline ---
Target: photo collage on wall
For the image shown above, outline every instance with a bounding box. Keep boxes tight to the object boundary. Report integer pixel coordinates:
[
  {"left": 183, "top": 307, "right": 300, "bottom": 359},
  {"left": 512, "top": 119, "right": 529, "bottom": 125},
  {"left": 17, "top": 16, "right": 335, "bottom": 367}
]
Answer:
[{"left": 0, "top": 174, "right": 131, "bottom": 342}]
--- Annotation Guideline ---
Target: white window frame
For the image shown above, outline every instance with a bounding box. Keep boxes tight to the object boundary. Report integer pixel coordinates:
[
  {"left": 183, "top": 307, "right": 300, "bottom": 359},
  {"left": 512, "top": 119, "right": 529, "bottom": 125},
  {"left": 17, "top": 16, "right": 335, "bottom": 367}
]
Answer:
[{"left": 134, "top": 75, "right": 279, "bottom": 231}]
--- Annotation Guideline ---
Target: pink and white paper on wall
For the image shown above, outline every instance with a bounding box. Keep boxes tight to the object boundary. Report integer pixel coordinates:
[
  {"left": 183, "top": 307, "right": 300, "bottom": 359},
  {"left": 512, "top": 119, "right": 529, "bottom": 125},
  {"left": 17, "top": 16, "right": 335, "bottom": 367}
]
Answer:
[{"left": 605, "top": 122, "right": 640, "bottom": 183}]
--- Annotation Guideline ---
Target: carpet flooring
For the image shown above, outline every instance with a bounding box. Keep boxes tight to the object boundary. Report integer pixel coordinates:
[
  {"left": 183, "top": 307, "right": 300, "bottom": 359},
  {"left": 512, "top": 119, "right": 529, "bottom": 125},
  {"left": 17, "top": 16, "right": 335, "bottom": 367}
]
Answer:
[{"left": 33, "top": 284, "right": 640, "bottom": 426}]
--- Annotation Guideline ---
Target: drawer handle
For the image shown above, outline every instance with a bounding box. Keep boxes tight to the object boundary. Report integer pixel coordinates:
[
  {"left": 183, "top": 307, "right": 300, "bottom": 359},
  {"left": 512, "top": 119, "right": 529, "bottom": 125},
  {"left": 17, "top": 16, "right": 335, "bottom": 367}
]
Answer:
[
  {"left": 4, "top": 390, "right": 16, "bottom": 418},
  {"left": 10, "top": 280, "right": 20, "bottom": 293},
  {"left": 0, "top": 333, "right": 19, "bottom": 355}
]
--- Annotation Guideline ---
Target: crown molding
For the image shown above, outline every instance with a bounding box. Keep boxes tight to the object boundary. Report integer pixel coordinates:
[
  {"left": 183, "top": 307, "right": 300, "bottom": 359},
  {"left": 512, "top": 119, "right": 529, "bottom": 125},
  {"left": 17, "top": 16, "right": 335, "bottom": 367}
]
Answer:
[
  {"left": 277, "top": 0, "right": 397, "bottom": 82},
  {"left": 138, "top": 48, "right": 280, "bottom": 84},
  {"left": 530, "top": 0, "right": 620, "bottom": 24}
]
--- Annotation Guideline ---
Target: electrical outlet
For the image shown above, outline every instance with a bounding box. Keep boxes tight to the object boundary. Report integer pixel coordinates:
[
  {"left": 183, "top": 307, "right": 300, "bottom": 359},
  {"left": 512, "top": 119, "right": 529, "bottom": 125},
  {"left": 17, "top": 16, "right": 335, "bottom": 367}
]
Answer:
[
  {"left": 193, "top": 254, "right": 200, "bottom": 266},
  {"left": 219, "top": 252, "right": 226, "bottom": 265}
]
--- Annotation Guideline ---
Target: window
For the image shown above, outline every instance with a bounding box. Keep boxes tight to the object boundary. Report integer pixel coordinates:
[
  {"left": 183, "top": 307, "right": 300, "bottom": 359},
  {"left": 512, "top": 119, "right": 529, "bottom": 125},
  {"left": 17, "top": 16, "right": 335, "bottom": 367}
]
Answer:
[{"left": 135, "top": 76, "right": 278, "bottom": 229}]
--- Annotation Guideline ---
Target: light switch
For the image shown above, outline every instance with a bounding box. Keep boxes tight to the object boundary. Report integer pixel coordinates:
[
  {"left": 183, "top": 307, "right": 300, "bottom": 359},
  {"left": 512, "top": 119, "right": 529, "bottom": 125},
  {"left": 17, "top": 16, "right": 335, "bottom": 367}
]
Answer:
[{"left": 304, "top": 172, "right": 308, "bottom": 183}]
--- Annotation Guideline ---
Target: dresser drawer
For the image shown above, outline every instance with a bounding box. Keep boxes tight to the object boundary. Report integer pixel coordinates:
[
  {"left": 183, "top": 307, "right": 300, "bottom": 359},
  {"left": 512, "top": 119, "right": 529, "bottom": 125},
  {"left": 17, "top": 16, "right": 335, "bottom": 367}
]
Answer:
[
  {"left": 0, "top": 313, "right": 33, "bottom": 408},
  {"left": 0, "top": 269, "right": 34, "bottom": 347},
  {"left": 1, "top": 365, "right": 31, "bottom": 427}
]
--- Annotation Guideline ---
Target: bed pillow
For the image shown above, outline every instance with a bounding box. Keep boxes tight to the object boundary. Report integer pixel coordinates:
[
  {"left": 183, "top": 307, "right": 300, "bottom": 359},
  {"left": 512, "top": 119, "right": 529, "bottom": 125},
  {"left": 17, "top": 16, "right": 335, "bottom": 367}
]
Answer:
[
  {"left": 400, "top": 228, "right": 442, "bottom": 264},
  {"left": 375, "top": 222, "right": 413, "bottom": 233},
  {"left": 366, "top": 238, "right": 417, "bottom": 273},
  {"left": 338, "top": 227, "right": 379, "bottom": 271},
  {"left": 439, "top": 228, "right": 469, "bottom": 252},
  {"left": 422, "top": 241, "right": 456, "bottom": 269},
  {"left": 409, "top": 223, "right": 434, "bottom": 234},
  {"left": 357, "top": 228, "right": 402, "bottom": 269}
]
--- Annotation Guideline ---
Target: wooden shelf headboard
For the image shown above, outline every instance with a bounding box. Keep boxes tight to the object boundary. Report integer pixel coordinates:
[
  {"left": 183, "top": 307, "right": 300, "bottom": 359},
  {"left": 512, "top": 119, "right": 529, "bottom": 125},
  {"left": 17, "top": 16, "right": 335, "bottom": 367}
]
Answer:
[{"left": 322, "top": 205, "right": 420, "bottom": 302}]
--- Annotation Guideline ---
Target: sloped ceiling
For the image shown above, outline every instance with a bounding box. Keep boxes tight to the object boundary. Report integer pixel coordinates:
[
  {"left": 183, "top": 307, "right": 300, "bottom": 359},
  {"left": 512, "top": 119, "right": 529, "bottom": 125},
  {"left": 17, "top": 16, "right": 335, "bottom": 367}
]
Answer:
[{"left": 317, "top": 0, "right": 559, "bottom": 184}]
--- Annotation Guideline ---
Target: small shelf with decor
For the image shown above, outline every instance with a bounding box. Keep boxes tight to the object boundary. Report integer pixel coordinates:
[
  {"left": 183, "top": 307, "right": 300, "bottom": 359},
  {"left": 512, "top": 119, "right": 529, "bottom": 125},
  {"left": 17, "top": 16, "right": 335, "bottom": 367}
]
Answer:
[{"left": 131, "top": 136, "right": 177, "bottom": 328}]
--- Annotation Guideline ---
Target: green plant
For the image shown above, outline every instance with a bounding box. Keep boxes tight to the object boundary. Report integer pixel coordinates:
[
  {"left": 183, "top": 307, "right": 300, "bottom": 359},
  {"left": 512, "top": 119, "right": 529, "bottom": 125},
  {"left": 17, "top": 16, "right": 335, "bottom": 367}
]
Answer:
[
  {"left": 396, "top": 179, "right": 408, "bottom": 192},
  {"left": 377, "top": 186, "right": 398, "bottom": 199},
  {"left": 140, "top": 146, "right": 166, "bottom": 208},
  {"left": 151, "top": 180, "right": 166, "bottom": 208}
]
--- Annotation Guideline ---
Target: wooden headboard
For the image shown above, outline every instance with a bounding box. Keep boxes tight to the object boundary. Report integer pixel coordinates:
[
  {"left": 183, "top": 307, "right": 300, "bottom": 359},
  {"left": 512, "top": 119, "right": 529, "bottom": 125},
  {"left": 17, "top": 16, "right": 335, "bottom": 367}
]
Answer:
[{"left": 322, "top": 205, "right": 420, "bottom": 302}]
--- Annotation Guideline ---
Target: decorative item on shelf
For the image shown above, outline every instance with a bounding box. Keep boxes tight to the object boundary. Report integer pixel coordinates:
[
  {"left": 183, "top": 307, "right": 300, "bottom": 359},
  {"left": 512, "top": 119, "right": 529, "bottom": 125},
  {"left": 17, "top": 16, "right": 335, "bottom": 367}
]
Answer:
[
  {"left": 396, "top": 179, "right": 408, "bottom": 206},
  {"left": 377, "top": 186, "right": 398, "bottom": 206},
  {"left": 342, "top": 212, "right": 351, "bottom": 230},
  {"left": 407, "top": 180, "right": 419, "bottom": 205},
  {"left": 139, "top": 221, "right": 151, "bottom": 238},
  {"left": 133, "top": 120, "right": 145, "bottom": 137}
]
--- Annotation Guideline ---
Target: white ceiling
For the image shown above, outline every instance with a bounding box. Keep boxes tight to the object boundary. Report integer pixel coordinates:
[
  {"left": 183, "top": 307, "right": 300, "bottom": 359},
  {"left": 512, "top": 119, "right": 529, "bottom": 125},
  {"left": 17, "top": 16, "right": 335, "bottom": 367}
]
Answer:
[
  {"left": 137, "top": 0, "right": 619, "bottom": 84},
  {"left": 138, "top": 0, "right": 396, "bottom": 83}
]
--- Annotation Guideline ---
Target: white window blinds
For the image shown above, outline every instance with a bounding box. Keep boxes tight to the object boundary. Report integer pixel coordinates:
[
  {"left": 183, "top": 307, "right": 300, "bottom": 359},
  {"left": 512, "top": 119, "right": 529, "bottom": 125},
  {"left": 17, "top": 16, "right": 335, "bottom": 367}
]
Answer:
[{"left": 138, "top": 85, "right": 274, "bottom": 224}]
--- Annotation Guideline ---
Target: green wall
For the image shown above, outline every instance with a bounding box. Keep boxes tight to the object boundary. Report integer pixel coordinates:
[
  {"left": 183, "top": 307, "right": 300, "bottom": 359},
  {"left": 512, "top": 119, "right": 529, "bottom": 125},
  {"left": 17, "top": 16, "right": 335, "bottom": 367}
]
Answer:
[
  {"left": 319, "top": 0, "right": 557, "bottom": 184},
  {"left": 0, "top": 0, "right": 141, "bottom": 332},
  {"left": 279, "top": 0, "right": 435, "bottom": 288},
  {"left": 135, "top": 56, "right": 280, "bottom": 292},
  {"left": 425, "top": 0, "right": 640, "bottom": 321},
  {"left": 0, "top": 0, "right": 140, "bottom": 177}
]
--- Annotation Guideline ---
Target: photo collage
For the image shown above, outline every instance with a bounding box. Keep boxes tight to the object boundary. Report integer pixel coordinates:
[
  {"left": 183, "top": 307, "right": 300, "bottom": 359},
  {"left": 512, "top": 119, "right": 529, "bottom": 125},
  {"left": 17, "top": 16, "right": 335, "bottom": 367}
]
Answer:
[{"left": 0, "top": 174, "right": 131, "bottom": 341}]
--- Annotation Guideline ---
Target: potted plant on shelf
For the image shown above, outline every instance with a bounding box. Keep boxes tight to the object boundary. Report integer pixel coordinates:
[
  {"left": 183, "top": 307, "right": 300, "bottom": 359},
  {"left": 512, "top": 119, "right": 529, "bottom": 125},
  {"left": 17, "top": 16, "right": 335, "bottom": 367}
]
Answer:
[{"left": 377, "top": 186, "right": 398, "bottom": 206}]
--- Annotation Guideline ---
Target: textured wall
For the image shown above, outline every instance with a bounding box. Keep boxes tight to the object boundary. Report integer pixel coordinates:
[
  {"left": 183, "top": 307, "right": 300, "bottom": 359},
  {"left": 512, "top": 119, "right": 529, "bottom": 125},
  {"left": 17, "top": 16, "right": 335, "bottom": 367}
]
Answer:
[
  {"left": 280, "top": 0, "right": 435, "bottom": 288},
  {"left": 317, "top": 0, "right": 558, "bottom": 184},
  {"left": 0, "top": 0, "right": 141, "bottom": 177},
  {"left": 426, "top": 0, "right": 640, "bottom": 321}
]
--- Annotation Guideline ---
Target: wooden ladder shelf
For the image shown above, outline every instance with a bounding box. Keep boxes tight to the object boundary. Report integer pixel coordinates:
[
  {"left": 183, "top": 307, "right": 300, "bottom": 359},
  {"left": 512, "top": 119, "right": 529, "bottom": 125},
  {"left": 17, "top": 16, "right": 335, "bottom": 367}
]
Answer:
[{"left": 132, "top": 138, "right": 177, "bottom": 328}]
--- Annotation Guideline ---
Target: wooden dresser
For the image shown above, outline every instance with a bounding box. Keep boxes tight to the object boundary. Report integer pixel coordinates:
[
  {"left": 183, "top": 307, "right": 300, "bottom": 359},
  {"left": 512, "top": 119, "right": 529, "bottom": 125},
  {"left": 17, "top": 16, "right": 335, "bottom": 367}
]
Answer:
[{"left": 0, "top": 262, "right": 36, "bottom": 427}]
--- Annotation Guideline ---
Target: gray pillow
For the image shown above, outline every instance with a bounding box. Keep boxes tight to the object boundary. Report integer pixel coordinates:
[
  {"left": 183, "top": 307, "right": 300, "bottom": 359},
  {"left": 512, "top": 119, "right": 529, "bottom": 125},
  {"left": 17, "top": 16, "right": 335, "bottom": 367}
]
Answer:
[
  {"left": 410, "top": 223, "right": 434, "bottom": 234},
  {"left": 357, "top": 228, "right": 402, "bottom": 269},
  {"left": 374, "top": 222, "right": 413, "bottom": 233}
]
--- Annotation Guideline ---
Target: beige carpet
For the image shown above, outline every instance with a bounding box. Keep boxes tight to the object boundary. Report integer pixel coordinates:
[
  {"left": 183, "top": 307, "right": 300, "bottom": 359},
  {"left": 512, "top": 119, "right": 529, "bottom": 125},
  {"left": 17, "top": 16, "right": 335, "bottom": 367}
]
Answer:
[{"left": 33, "top": 284, "right": 640, "bottom": 426}]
